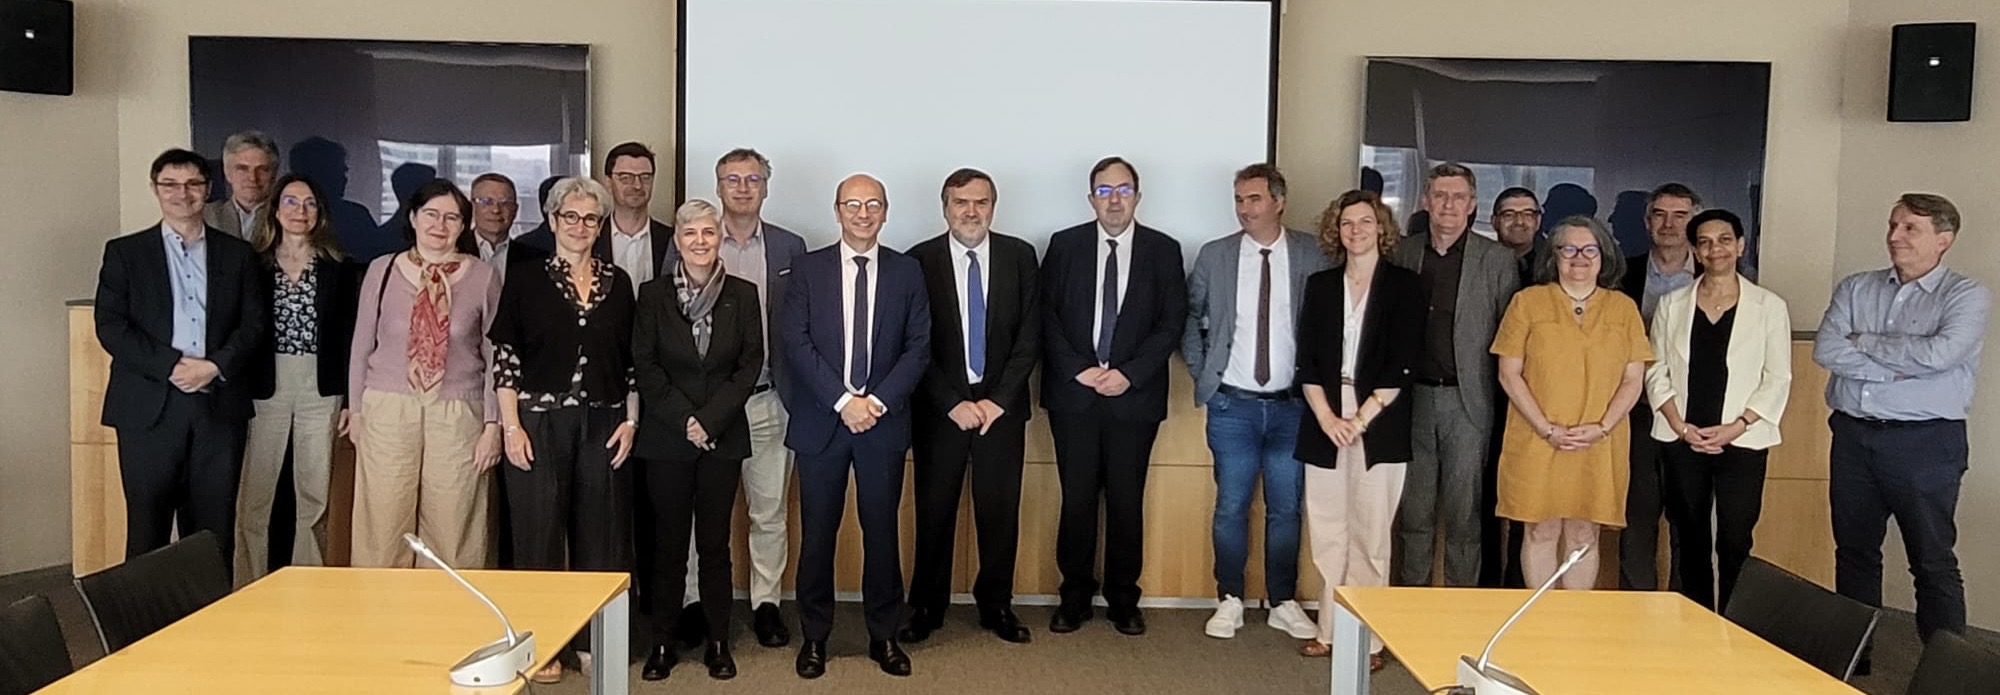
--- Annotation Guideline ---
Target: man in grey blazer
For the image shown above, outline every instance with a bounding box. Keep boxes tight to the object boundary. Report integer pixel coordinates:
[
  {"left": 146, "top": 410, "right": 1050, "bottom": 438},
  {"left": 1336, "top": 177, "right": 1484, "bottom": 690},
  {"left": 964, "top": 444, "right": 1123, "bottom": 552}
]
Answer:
[
  {"left": 1389, "top": 162, "right": 1521, "bottom": 587},
  {"left": 1183, "top": 164, "right": 1330, "bottom": 639},
  {"left": 202, "top": 131, "right": 279, "bottom": 239}
]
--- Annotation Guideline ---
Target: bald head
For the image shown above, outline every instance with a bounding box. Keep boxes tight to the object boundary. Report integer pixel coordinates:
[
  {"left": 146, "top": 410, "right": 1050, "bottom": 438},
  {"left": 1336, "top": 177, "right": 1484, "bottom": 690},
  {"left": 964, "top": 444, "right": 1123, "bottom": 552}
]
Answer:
[{"left": 834, "top": 173, "right": 888, "bottom": 249}]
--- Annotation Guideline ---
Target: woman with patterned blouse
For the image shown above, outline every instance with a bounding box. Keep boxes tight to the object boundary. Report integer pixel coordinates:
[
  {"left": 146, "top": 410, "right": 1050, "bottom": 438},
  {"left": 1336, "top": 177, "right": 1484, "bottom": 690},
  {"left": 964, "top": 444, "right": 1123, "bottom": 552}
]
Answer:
[
  {"left": 236, "top": 173, "right": 359, "bottom": 582},
  {"left": 488, "top": 176, "right": 637, "bottom": 684}
]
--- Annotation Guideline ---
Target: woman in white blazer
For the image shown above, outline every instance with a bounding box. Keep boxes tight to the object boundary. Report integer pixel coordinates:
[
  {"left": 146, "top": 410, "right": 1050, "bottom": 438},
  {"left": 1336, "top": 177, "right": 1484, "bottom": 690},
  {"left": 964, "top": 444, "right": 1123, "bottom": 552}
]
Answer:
[{"left": 1643, "top": 209, "right": 1791, "bottom": 611}]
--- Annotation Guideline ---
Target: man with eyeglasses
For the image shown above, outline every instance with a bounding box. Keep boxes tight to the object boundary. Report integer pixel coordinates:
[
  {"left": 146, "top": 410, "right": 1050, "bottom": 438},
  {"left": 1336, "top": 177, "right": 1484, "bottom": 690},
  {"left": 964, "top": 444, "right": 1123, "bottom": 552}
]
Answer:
[
  {"left": 781, "top": 174, "right": 931, "bottom": 678},
  {"left": 1480, "top": 186, "right": 1542, "bottom": 588},
  {"left": 95, "top": 148, "right": 267, "bottom": 570},
  {"left": 1040, "top": 156, "right": 1187, "bottom": 636},
  {"left": 469, "top": 172, "right": 538, "bottom": 281},
  {"left": 1613, "top": 182, "right": 1701, "bottom": 593},
  {"left": 1389, "top": 162, "right": 1521, "bottom": 588},
  {"left": 1492, "top": 187, "right": 1542, "bottom": 288},
  {"left": 203, "top": 130, "right": 279, "bottom": 239}
]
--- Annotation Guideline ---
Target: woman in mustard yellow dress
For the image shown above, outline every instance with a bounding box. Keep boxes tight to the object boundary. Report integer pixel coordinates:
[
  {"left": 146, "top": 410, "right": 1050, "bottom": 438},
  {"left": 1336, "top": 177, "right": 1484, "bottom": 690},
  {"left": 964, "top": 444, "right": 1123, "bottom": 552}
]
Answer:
[{"left": 1490, "top": 216, "right": 1652, "bottom": 590}]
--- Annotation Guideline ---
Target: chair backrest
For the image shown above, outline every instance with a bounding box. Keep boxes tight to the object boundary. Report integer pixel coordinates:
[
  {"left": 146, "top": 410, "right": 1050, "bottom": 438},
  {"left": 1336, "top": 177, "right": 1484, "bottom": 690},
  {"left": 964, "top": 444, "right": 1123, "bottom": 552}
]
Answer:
[
  {"left": 1908, "top": 630, "right": 2000, "bottom": 695},
  {"left": 0, "top": 594, "right": 74, "bottom": 695},
  {"left": 73, "top": 530, "right": 232, "bottom": 653},
  {"left": 1723, "top": 556, "right": 1881, "bottom": 681}
]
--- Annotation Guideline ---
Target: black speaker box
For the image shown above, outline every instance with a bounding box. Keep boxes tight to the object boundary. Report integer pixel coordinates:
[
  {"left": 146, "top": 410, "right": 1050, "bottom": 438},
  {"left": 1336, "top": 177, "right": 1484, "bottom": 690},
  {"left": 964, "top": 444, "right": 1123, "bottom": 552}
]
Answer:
[
  {"left": 1889, "top": 22, "right": 1976, "bottom": 122},
  {"left": 0, "top": 0, "right": 73, "bottom": 96}
]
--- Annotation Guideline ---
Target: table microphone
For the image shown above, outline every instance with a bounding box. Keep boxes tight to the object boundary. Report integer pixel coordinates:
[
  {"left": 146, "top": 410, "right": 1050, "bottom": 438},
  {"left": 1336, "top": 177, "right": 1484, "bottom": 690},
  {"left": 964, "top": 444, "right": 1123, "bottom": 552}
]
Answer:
[
  {"left": 403, "top": 533, "right": 538, "bottom": 687},
  {"left": 1454, "top": 544, "right": 1592, "bottom": 695}
]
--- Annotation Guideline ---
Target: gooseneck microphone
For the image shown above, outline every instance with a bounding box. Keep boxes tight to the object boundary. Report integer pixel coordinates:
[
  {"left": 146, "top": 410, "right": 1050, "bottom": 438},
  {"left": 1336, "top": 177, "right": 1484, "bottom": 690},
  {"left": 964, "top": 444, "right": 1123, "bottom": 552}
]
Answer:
[
  {"left": 404, "top": 533, "right": 538, "bottom": 687},
  {"left": 1455, "top": 544, "right": 1593, "bottom": 695}
]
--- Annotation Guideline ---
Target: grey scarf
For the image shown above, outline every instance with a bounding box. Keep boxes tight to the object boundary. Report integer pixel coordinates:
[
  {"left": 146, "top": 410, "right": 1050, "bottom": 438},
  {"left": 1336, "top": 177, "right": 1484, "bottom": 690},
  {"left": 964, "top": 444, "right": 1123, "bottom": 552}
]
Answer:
[{"left": 673, "top": 259, "right": 726, "bottom": 356}]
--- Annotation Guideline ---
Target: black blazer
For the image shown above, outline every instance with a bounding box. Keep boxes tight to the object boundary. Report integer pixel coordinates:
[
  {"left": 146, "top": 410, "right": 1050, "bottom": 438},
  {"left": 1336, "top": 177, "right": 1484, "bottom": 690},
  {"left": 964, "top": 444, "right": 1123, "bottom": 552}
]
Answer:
[
  {"left": 1618, "top": 253, "right": 1648, "bottom": 305},
  {"left": 249, "top": 256, "right": 361, "bottom": 400},
  {"left": 631, "top": 275, "right": 764, "bottom": 462},
  {"left": 518, "top": 217, "right": 674, "bottom": 273},
  {"left": 94, "top": 224, "right": 266, "bottom": 427},
  {"left": 1292, "top": 264, "right": 1423, "bottom": 467},
  {"left": 487, "top": 259, "right": 636, "bottom": 399},
  {"left": 1037, "top": 222, "right": 1187, "bottom": 422},
  {"left": 909, "top": 232, "right": 1040, "bottom": 418}
]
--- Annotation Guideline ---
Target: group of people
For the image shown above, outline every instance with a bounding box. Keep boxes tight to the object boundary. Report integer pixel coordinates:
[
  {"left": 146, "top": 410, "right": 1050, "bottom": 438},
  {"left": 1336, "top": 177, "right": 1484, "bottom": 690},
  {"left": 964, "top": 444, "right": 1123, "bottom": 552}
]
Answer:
[{"left": 94, "top": 130, "right": 1987, "bottom": 684}]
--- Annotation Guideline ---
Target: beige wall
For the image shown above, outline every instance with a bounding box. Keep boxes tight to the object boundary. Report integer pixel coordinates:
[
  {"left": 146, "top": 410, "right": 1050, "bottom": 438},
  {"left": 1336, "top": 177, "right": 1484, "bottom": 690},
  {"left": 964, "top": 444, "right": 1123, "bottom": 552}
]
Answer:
[{"left": 1837, "top": 0, "right": 2000, "bottom": 627}]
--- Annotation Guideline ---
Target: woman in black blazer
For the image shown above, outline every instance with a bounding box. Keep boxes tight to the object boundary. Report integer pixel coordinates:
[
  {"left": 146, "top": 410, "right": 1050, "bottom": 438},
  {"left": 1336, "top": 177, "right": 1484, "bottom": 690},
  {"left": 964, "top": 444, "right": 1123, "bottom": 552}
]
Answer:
[
  {"left": 632, "top": 199, "right": 763, "bottom": 681},
  {"left": 237, "top": 173, "right": 360, "bottom": 582},
  {"left": 1293, "top": 190, "right": 1423, "bottom": 665}
]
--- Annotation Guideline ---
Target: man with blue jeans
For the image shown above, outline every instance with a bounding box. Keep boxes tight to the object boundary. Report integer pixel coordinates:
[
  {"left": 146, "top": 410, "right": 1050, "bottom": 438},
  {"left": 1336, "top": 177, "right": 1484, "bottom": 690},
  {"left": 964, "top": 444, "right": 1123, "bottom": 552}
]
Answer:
[
  {"left": 1183, "top": 164, "right": 1329, "bottom": 639},
  {"left": 1815, "top": 193, "right": 1989, "bottom": 667}
]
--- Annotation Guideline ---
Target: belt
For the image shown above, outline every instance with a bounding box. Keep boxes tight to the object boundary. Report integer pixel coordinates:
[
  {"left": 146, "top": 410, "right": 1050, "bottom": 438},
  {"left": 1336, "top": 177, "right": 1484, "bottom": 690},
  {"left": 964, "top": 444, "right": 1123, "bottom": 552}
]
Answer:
[
  {"left": 1414, "top": 376, "right": 1459, "bottom": 387},
  {"left": 1836, "top": 411, "right": 1957, "bottom": 429},
  {"left": 1216, "top": 383, "right": 1299, "bottom": 401},
  {"left": 750, "top": 383, "right": 774, "bottom": 395}
]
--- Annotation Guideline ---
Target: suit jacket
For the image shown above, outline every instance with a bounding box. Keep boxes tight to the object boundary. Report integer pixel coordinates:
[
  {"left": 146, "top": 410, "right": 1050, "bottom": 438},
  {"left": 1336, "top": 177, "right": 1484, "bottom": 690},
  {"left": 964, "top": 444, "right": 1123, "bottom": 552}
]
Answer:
[
  {"left": 909, "top": 231, "right": 1040, "bottom": 418},
  {"left": 778, "top": 242, "right": 931, "bottom": 456},
  {"left": 201, "top": 199, "right": 256, "bottom": 240},
  {"left": 658, "top": 221, "right": 810, "bottom": 396},
  {"left": 517, "top": 217, "right": 674, "bottom": 273},
  {"left": 248, "top": 256, "right": 361, "bottom": 401},
  {"left": 1038, "top": 222, "right": 1188, "bottom": 422},
  {"left": 1391, "top": 232, "right": 1520, "bottom": 420},
  {"left": 631, "top": 275, "right": 765, "bottom": 461},
  {"left": 1642, "top": 276, "right": 1792, "bottom": 449},
  {"left": 1182, "top": 229, "right": 1331, "bottom": 403},
  {"left": 95, "top": 224, "right": 267, "bottom": 427},
  {"left": 1292, "top": 264, "right": 1424, "bottom": 467},
  {"left": 1618, "top": 253, "right": 1649, "bottom": 307}
]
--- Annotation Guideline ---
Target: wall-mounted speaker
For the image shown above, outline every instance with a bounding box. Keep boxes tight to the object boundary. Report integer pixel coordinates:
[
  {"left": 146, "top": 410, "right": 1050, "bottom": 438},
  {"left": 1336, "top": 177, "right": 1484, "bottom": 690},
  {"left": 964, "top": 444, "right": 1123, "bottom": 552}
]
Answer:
[
  {"left": 1888, "top": 22, "right": 1976, "bottom": 122},
  {"left": 0, "top": 0, "right": 73, "bottom": 96}
]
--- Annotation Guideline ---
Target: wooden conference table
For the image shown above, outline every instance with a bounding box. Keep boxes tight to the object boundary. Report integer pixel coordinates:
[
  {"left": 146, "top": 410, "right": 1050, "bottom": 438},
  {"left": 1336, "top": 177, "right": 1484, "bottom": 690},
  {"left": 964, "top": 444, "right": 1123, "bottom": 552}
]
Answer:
[
  {"left": 40, "top": 566, "right": 631, "bottom": 694},
  {"left": 1329, "top": 587, "right": 1860, "bottom": 694}
]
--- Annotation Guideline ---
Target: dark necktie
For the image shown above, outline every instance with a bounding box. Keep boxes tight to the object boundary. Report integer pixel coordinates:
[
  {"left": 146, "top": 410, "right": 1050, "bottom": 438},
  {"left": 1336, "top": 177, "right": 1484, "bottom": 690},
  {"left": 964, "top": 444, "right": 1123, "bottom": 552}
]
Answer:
[
  {"left": 967, "top": 250, "right": 986, "bottom": 380},
  {"left": 1097, "top": 239, "right": 1119, "bottom": 364},
  {"left": 850, "top": 256, "right": 870, "bottom": 390},
  {"left": 1256, "top": 248, "right": 1272, "bottom": 386}
]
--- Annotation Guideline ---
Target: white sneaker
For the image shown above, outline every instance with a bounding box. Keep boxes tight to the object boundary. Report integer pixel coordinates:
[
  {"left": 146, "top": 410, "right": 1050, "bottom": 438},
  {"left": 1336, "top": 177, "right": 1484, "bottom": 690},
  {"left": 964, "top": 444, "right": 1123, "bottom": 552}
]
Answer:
[
  {"left": 1268, "top": 600, "right": 1318, "bottom": 639},
  {"left": 1205, "top": 595, "right": 1245, "bottom": 638}
]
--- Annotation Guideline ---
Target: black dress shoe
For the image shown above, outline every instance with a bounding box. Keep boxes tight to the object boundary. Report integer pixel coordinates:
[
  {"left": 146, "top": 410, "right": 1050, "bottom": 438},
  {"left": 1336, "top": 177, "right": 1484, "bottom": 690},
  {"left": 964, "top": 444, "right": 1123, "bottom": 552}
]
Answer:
[
  {"left": 704, "top": 641, "right": 737, "bottom": 680},
  {"left": 1110, "top": 608, "right": 1147, "bottom": 636},
  {"left": 753, "top": 602, "right": 791, "bottom": 648},
  {"left": 898, "top": 607, "right": 943, "bottom": 643},
  {"left": 795, "top": 640, "right": 827, "bottom": 679},
  {"left": 869, "top": 640, "right": 913, "bottom": 676},
  {"left": 676, "top": 602, "right": 710, "bottom": 649},
  {"left": 979, "top": 607, "right": 1032, "bottom": 643},
  {"left": 1049, "top": 603, "right": 1091, "bottom": 633},
  {"left": 641, "top": 644, "right": 677, "bottom": 681}
]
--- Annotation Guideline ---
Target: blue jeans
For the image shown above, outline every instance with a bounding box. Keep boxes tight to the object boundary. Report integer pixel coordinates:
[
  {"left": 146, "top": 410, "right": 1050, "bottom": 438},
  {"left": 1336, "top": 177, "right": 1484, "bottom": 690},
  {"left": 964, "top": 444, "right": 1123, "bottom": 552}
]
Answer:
[{"left": 1206, "top": 392, "right": 1304, "bottom": 601}]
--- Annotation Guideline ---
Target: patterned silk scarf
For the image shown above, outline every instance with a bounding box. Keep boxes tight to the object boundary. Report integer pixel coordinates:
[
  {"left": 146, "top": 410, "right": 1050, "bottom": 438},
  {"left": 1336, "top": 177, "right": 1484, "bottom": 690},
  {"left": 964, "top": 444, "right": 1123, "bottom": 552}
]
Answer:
[
  {"left": 406, "top": 251, "right": 461, "bottom": 392},
  {"left": 673, "top": 258, "right": 726, "bottom": 357}
]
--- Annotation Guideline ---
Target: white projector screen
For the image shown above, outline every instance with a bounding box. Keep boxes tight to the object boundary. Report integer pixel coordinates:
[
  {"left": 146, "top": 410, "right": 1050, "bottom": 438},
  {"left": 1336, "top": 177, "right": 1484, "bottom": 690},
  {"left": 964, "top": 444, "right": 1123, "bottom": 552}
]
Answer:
[{"left": 679, "top": 0, "right": 1277, "bottom": 260}]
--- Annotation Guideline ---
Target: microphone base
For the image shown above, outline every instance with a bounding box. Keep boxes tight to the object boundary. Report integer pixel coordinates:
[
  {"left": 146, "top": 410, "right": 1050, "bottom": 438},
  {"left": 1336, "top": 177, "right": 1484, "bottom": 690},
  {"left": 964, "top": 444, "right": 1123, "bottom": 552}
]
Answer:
[
  {"left": 449, "top": 631, "right": 537, "bottom": 688},
  {"left": 1456, "top": 655, "right": 1540, "bottom": 695}
]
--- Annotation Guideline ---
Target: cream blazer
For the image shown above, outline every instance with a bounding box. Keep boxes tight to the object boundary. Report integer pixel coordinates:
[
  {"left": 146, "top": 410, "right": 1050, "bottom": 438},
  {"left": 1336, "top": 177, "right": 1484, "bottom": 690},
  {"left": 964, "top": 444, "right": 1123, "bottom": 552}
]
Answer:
[{"left": 1644, "top": 276, "right": 1792, "bottom": 449}]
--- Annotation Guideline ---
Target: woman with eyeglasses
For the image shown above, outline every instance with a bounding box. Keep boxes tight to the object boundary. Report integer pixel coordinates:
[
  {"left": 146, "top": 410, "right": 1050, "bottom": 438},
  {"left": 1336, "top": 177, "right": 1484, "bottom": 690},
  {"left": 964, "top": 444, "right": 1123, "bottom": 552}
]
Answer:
[
  {"left": 235, "top": 174, "right": 361, "bottom": 583},
  {"left": 1643, "top": 209, "right": 1790, "bottom": 610},
  {"left": 1490, "top": 215, "right": 1652, "bottom": 590},
  {"left": 347, "top": 179, "right": 504, "bottom": 570},
  {"left": 487, "top": 177, "right": 638, "bottom": 683}
]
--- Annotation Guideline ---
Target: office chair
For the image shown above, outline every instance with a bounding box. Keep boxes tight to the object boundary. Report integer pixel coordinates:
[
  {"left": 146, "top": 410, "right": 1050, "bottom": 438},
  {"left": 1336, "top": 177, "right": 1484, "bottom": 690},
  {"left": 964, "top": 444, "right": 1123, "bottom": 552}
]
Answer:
[
  {"left": 1722, "top": 556, "right": 1880, "bottom": 681},
  {"left": 0, "top": 594, "right": 74, "bottom": 695},
  {"left": 1907, "top": 629, "right": 2000, "bottom": 695},
  {"left": 74, "top": 530, "right": 231, "bottom": 653}
]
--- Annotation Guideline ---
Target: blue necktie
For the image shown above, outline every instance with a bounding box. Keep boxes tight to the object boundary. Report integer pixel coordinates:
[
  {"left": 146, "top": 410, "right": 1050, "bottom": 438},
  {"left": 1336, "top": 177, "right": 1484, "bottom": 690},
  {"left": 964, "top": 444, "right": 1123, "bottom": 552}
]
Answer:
[
  {"left": 1096, "top": 239, "right": 1119, "bottom": 364},
  {"left": 850, "top": 256, "right": 870, "bottom": 390},
  {"left": 967, "top": 250, "right": 986, "bottom": 380}
]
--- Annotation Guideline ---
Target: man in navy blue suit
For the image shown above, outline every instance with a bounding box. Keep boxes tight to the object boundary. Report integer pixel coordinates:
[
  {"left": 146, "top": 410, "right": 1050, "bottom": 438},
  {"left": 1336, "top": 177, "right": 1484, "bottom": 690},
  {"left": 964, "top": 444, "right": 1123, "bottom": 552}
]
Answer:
[{"left": 779, "top": 174, "right": 931, "bottom": 679}]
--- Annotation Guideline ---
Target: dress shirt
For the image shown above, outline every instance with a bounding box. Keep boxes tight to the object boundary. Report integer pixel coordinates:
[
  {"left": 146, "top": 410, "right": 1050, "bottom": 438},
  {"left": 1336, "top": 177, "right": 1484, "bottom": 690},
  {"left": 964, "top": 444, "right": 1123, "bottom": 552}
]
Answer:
[
  {"left": 234, "top": 202, "right": 259, "bottom": 236},
  {"left": 1341, "top": 275, "right": 1368, "bottom": 381},
  {"left": 1091, "top": 222, "right": 1135, "bottom": 364},
  {"left": 161, "top": 222, "right": 209, "bottom": 358},
  {"left": 1816, "top": 265, "right": 1991, "bottom": 421},
  {"left": 949, "top": 233, "right": 992, "bottom": 384},
  {"left": 1415, "top": 233, "right": 1466, "bottom": 382},
  {"left": 609, "top": 215, "right": 655, "bottom": 291},
  {"left": 834, "top": 239, "right": 884, "bottom": 414},
  {"left": 720, "top": 219, "right": 773, "bottom": 386},
  {"left": 475, "top": 233, "right": 512, "bottom": 281},
  {"left": 1642, "top": 248, "right": 1696, "bottom": 323},
  {"left": 1221, "top": 231, "right": 1294, "bottom": 390}
]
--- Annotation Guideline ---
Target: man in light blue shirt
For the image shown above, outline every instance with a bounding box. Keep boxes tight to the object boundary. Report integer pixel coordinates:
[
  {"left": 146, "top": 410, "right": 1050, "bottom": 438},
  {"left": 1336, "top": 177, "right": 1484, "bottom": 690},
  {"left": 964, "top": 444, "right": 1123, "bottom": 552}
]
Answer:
[{"left": 1814, "top": 192, "right": 1990, "bottom": 647}]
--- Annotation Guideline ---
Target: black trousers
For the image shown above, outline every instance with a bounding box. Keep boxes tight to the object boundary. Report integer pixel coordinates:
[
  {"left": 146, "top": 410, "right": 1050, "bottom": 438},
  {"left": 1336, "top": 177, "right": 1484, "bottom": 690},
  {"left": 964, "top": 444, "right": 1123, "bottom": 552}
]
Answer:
[
  {"left": 1050, "top": 409, "right": 1161, "bottom": 612},
  {"left": 1480, "top": 398, "right": 1525, "bottom": 588},
  {"left": 1620, "top": 407, "right": 1681, "bottom": 591},
  {"left": 1830, "top": 412, "right": 1967, "bottom": 639},
  {"left": 908, "top": 407, "right": 1028, "bottom": 615},
  {"left": 797, "top": 432, "right": 907, "bottom": 642},
  {"left": 503, "top": 407, "right": 635, "bottom": 656},
  {"left": 116, "top": 391, "right": 245, "bottom": 571},
  {"left": 644, "top": 451, "right": 741, "bottom": 645},
  {"left": 1662, "top": 442, "right": 1768, "bottom": 610}
]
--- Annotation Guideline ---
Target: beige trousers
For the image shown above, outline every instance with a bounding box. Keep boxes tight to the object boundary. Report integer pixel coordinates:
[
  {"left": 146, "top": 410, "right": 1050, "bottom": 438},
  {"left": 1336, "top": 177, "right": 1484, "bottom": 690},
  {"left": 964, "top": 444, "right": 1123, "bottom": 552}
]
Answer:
[
  {"left": 349, "top": 388, "right": 491, "bottom": 568},
  {"left": 235, "top": 354, "right": 342, "bottom": 583},
  {"left": 1308, "top": 384, "right": 1407, "bottom": 651}
]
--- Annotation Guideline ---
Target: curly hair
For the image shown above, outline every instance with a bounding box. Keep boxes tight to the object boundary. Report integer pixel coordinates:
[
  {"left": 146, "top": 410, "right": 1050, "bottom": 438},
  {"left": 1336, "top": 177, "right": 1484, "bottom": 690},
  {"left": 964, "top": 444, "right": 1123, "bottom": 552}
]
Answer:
[{"left": 1315, "top": 190, "right": 1401, "bottom": 264}]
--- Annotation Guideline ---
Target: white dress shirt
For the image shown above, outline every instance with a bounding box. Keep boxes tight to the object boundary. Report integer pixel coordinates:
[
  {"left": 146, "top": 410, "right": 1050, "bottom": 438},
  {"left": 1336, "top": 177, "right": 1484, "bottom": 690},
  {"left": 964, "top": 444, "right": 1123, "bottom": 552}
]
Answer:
[
  {"left": 609, "top": 215, "right": 655, "bottom": 292},
  {"left": 834, "top": 239, "right": 884, "bottom": 413},
  {"left": 1222, "top": 232, "right": 1295, "bottom": 390},
  {"left": 949, "top": 233, "right": 992, "bottom": 384},
  {"left": 1091, "top": 222, "right": 1135, "bottom": 364},
  {"left": 476, "top": 234, "right": 512, "bottom": 282},
  {"left": 720, "top": 220, "right": 773, "bottom": 386},
  {"left": 1342, "top": 275, "right": 1369, "bottom": 381}
]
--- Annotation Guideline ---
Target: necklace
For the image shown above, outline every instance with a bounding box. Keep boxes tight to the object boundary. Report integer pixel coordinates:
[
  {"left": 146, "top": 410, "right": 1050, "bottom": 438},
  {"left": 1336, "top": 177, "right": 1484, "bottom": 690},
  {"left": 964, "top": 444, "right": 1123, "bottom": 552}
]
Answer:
[{"left": 1562, "top": 286, "right": 1597, "bottom": 316}]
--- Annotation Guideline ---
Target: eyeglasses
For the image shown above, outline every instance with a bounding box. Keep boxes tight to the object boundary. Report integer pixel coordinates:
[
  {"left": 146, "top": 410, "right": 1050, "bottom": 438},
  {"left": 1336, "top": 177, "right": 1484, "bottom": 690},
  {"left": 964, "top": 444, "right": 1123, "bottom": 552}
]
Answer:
[
  {"left": 278, "top": 195, "right": 318, "bottom": 210},
  {"left": 1494, "top": 210, "right": 1542, "bottom": 221},
  {"left": 721, "top": 173, "right": 766, "bottom": 189},
  {"left": 555, "top": 210, "right": 604, "bottom": 228},
  {"left": 1091, "top": 184, "right": 1136, "bottom": 200},
  {"left": 473, "top": 196, "right": 517, "bottom": 208},
  {"left": 417, "top": 208, "right": 465, "bottom": 225},
  {"left": 1556, "top": 244, "right": 1602, "bottom": 259},
  {"left": 611, "top": 172, "right": 655, "bottom": 186},
  {"left": 153, "top": 180, "right": 209, "bottom": 194},
  {"left": 839, "top": 198, "right": 885, "bottom": 214}
]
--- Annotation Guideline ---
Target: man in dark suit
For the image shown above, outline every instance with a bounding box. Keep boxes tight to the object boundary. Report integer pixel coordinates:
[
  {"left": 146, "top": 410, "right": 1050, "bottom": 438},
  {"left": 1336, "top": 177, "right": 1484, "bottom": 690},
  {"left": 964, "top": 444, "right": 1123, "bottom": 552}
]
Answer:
[
  {"left": 95, "top": 148, "right": 267, "bottom": 568},
  {"left": 901, "top": 168, "right": 1040, "bottom": 645},
  {"left": 780, "top": 174, "right": 930, "bottom": 679},
  {"left": 1040, "top": 157, "right": 1187, "bottom": 636},
  {"left": 518, "top": 142, "right": 673, "bottom": 284},
  {"left": 1614, "top": 182, "right": 1701, "bottom": 592}
]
